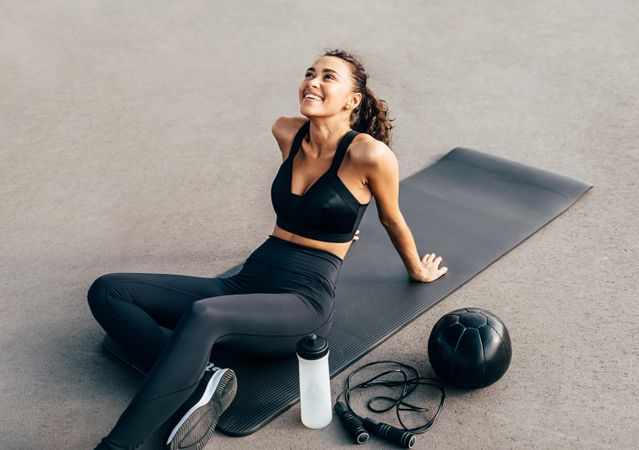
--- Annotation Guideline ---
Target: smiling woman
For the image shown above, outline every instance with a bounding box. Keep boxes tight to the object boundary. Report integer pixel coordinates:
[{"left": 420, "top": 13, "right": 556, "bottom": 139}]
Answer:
[
  {"left": 270, "top": 49, "right": 397, "bottom": 261},
  {"left": 305, "top": 49, "right": 393, "bottom": 146},
  {"left": 89, "top": 49, "right": 447, "bottom": 450}
]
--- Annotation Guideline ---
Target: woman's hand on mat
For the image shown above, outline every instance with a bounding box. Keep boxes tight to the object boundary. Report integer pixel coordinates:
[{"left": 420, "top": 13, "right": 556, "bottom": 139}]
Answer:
[
  {"left": 410, "top": 253, "right": 448, "bottom": 282},
  {"left": 352, "top": 229, "right": 360, "bottom": 241}
]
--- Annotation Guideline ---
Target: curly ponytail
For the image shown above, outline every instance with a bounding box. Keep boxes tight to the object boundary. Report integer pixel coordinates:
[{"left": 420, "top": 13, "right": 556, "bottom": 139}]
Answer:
[{"left": 323, "top": 49, "right": 394, "bottom": 148}]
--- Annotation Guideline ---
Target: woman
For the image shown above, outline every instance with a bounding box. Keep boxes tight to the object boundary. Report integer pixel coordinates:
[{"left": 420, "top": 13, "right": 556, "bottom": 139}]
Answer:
[{"left": 88, "top": 49, "right": 447, "bottom": 450}]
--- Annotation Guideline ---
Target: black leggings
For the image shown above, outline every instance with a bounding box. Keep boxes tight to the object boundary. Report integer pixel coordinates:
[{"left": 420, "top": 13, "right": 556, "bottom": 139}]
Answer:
[{"left": 87, "top": 235, "right": 342, "bottom": 449}]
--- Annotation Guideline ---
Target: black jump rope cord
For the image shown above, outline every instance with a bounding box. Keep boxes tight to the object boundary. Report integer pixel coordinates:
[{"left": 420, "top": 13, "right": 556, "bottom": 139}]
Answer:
[{"left": 334, "top": 360, "right": 446, "bottom": 448}]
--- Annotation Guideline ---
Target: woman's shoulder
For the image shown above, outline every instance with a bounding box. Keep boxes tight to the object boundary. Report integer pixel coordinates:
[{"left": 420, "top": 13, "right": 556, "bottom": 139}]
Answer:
[
  {"left": 272, "top": 115, "right": 308, "bottom": 130},
  {"left": 271, "top": 116, "right": 308, "bottom": 153},
  {"left": 349, "top": 131, "right": 396, "bottom": 170}
]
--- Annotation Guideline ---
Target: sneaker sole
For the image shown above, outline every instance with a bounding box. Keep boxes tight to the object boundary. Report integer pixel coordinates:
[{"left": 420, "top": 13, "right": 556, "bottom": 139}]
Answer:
[{"left": 166, "top": 368, "right": 237, "bottom": 450}]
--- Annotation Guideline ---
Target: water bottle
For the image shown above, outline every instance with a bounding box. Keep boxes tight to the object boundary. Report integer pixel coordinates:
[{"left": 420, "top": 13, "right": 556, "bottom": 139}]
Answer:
[{"left": 297, "top": 333, "right": 332, "bottom": 428}]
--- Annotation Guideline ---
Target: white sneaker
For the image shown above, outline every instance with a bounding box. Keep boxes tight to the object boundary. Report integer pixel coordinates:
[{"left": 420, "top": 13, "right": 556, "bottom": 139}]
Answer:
[{"left": 165, "top": 365, "right": 237, "bottom": 450}]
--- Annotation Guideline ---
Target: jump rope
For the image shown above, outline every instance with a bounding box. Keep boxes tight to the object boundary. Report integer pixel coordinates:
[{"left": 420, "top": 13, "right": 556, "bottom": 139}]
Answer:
[{"left": 334, "top": 360, "right": 446, "bottom": 448}]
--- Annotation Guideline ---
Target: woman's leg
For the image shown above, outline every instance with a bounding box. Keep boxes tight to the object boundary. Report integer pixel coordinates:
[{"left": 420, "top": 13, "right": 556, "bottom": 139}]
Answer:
[
  {"left": 91, "top": 236, "right": 340, "bottom": 449},
  {"left": 87, "top": 272, "right": 244, "bottom": 374},
  {"left": 100, "top": 291, "right": 330, "bottom": 449}
]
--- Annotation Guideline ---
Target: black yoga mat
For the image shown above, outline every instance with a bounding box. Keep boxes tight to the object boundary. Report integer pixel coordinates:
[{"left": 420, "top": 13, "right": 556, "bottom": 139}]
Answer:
[{"left": 106, "top": 147, "right": 591, "bottom": 436}]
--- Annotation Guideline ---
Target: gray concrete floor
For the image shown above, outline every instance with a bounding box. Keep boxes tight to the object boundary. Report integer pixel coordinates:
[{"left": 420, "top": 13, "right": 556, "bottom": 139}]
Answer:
[{"left": 1, "top": 1, "right": 637, "bottom": 449}]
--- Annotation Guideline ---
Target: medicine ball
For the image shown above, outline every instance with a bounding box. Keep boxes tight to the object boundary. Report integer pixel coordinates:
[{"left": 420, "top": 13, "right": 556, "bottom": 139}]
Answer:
[{"left": 428, "top": 307, "right": 511, "bottom": 389}]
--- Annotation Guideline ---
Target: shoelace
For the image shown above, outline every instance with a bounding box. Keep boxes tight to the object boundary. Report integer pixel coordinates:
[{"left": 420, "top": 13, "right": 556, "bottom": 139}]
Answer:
[{"left": 205, "top": 362, "right": 219, "bottom": 372}]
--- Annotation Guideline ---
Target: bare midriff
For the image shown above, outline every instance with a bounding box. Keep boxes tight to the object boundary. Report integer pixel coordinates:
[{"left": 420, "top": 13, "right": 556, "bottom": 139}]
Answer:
[{"left": 271, "top": 224, "right": 352, "bottom": 261}]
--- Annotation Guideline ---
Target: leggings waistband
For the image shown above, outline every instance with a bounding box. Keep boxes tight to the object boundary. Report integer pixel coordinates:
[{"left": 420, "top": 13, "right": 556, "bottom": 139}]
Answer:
[
  {"left": 246, "top": 235, "right": 343, "bottom": 280},
  {"left": 267, "top": 235, "right": 343, "bottom": 262}
]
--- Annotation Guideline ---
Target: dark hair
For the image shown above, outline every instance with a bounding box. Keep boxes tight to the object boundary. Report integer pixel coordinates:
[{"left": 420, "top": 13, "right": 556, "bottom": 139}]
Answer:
[{"left": 323, "top": 49, "right": 394, "bottom": 147}]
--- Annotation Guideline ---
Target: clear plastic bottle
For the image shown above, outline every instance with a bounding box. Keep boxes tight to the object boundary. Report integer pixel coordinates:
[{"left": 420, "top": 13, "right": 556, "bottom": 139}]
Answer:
[{"left": 297, "top": 334, "right": 332, "bottom": 428}]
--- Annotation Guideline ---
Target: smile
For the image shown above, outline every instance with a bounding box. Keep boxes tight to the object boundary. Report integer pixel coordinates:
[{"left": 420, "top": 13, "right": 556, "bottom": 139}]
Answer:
[{"left": 303, "top": 93, "right": 323, "bottom": 102}]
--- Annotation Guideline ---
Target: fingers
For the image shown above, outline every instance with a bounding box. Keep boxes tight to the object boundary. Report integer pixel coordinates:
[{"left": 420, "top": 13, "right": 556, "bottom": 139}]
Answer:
[
  {"left": 430, "top": 266, "right": 448, "bottom": 282},
  {"left": 422, "top": 253, "right": 439, "bottom": 265},
  {"left": 422, "top": 253, "right": 448, "bottom": 276},
  {"left": 422, "top": 253, "right": 434, "bottom": 263},
  {"left": 417, "top": 251, "right": 450, "bottom": 282}
]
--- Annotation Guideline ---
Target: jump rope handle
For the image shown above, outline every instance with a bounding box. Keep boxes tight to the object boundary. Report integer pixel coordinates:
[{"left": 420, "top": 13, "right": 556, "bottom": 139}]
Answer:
[
  {"left": 362, "top": 418, "right": 416, "bottom": 449},
  {"left": 334, "top": 401, "right": 369, "bottom": 444}
]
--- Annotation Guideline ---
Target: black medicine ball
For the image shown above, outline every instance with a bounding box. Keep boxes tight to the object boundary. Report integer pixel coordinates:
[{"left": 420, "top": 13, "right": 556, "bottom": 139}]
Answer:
[{"left": 428, "top": 307, "right": 512, "bottom": 389}]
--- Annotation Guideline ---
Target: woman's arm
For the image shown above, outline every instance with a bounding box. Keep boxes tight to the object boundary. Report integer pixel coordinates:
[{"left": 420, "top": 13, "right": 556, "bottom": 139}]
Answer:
[{"left": 366, "top": 141, "right": 448, "bottom": 282}]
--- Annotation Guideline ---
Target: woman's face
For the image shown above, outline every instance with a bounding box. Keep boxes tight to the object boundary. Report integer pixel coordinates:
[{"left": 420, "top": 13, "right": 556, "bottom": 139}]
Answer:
[{"left": 298, "top": 56, "right": 361, "bottom": 120}]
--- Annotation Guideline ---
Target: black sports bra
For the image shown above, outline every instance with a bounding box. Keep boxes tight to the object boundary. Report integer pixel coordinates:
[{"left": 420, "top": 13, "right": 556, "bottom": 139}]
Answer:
[{"left": 270, "top": 121, "right": 370, "bottom": 243}]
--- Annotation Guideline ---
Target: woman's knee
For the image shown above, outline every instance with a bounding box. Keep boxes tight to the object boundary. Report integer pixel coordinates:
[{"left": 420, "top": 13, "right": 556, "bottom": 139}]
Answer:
[
  {"left": 87, "top": 273, "right": 122, "bottom": 315},
  {"left": 185, "top": 300, "right": 213, "bottom": 321},
  {"left": 181, "top": 299, "right": 229, "bottom": 331}
]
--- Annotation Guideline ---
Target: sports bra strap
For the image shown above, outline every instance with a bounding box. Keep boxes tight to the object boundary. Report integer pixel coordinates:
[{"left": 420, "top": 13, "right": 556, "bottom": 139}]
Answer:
[
  {"left": 288, "top": 121, "right": 310, "bottom": 161},
  {"left": 288, "top": 121, "right": 359, "bottom": 173},
  {"left": 328, "top": 129, "right": 359, "bottom": 174}
]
